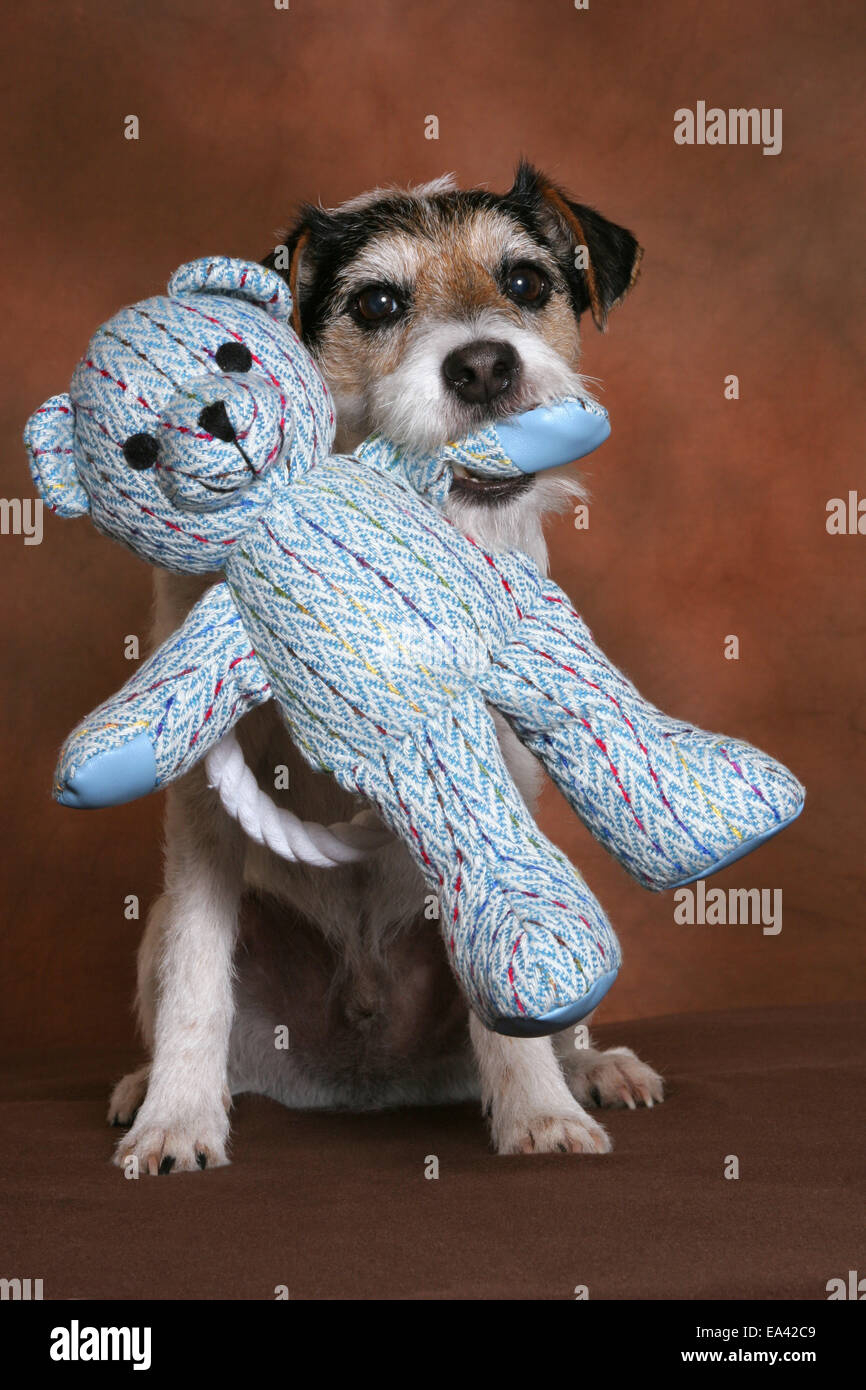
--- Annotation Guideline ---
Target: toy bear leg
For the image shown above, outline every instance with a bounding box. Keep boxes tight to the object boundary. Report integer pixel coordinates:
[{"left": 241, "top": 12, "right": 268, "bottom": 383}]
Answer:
[
  {"left": 350, "top": 697, "right": 620, "bottom": 1035},
  {"left": 481, "top": 569, "right": 805, "bottom": 891}
]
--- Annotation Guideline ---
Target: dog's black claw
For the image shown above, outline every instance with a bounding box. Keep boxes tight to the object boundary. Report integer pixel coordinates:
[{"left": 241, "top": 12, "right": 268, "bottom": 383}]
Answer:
[
  {"left": 158, "top": 1155, "right": 175, "bottom": 1175},
  {"left": 196, "top": 1152, "right": 207, "bottom": 1170}
]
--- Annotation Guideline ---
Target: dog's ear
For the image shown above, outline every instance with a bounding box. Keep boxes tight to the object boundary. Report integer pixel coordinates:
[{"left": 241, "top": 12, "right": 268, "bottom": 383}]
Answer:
[
  {"left": 508, "top": 160, "right": 643, "bottom": 331},
  {"left": 263, "top": 205, "right": 342, "bottom": 340}
]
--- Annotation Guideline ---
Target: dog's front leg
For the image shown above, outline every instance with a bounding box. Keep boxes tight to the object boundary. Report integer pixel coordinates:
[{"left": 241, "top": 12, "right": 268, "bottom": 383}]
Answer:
[
  {"left": 469, "top": 1014, "right": 611, "bottom": 1155},
  {"left": 113, "top": 773, "right": 244, "bottom": 1175}
]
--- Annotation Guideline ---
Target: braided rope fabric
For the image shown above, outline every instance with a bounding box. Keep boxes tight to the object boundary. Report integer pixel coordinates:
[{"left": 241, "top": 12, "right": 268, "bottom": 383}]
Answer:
[
  {"left": 226, "top": 451, "right": 624, "bottom": 1025},
  {"left": 480, "top": 558, "right": 805, "bottom": 891},
  {"left": 353, "top": 698, "right": 618, "bottom": 1025},
  {"left": 56, "top": 583, "right": 272, "bottom": 795},
  {"left": 205, "top": 730, "right": 392, "bottom": 867},
  {"left": 29, "top": 257, "right": 804, "bottom": 1031},
  {"left": 25, "top": 256, "right": 335, "bottom": 572}
]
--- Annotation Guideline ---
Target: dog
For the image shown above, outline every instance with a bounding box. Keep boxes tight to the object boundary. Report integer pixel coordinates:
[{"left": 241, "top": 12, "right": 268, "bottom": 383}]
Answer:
[{"left": 108, "top": 162, "right": 663, "bottom": 1174}]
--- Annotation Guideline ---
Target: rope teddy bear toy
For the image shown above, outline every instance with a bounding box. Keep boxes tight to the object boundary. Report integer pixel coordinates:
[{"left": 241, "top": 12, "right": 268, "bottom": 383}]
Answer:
[{"left": 25, "top": 257, "right": 805, "bottom": 1036}]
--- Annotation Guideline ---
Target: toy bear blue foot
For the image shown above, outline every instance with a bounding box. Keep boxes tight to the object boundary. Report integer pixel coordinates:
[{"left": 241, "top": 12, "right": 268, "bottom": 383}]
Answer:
[
  {"left": 669, "top": 802, "right": 804, "bottom": 888},
  {"left": 492, "top": 966, "right": 619, "bottom": 1037},
  {"left": 56, "top": 733, "right": 157, "bottom": 808}
]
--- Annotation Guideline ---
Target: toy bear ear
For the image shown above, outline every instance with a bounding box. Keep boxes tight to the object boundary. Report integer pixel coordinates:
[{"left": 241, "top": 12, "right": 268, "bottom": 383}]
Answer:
[
  {"left": 167, "top": 256, "right": 293, "bottom": 323},
  {"left": 24, "top": 393, "right": 90, "bottom": 518}
]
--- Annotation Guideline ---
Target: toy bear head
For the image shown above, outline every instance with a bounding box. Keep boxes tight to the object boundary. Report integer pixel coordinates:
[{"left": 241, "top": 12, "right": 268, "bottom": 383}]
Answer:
[{"left": 24, "top": 257, "right": 335, "bottom": 574}]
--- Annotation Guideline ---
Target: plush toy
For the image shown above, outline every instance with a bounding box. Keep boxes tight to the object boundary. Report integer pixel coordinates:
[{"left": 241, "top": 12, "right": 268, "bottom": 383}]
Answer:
[{"left": 25, "top": 257, "right": 804, "bottom": 1036}]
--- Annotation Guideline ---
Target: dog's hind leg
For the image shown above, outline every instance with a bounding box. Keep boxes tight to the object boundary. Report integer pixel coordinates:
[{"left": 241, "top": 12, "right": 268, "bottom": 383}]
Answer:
[
  {"left": 107, "top": 1064, "right": 150, "bottom": 1127},
  {"left": 552, "top": 1024, "right": 664, "bottom": 1110}
]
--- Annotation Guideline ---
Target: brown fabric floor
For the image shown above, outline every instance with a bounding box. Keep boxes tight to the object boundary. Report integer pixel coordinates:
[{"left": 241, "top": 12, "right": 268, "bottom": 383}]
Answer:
[{"left": 1, "top": 1002, "right": 863, "bottom": 1301}]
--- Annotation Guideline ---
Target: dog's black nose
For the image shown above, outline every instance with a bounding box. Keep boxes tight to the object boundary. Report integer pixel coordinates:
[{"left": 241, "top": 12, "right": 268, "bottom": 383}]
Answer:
[
  {"left": 198, "top": 400, "right": 236, "bottom": 442},
  {"left": 442, "top": 340, "right": 519, "bottom": 405}
]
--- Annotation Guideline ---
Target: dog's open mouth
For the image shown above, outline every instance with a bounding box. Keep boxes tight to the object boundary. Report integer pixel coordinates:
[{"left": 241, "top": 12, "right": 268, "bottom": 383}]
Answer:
[{"left": 448, "top": 464, "right": 536, "bottom": 504}]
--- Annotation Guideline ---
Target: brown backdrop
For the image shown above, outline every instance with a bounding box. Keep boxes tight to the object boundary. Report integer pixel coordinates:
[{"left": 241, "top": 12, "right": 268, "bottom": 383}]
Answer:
[{"left": 1, "top": 0, "right": 863, "bottom": 1053}]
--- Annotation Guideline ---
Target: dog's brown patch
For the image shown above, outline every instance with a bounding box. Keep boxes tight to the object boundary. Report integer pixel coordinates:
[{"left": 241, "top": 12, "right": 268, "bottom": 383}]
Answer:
[
  {"left": 536, "top": 178, "right": 607, "bottom": 329},
  {"left": 413, "top": 214, "right": 520, "bottom": 319}
]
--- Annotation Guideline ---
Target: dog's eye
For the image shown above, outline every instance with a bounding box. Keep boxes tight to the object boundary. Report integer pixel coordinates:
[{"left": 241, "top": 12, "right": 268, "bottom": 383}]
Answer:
[
  {"left": 506, "top": 264, "right": 551, "bottom": 307},
  {"left": 351, "top": 286, "right": 403, "bottom": 325},
  {"left": 215, "top": 342, "right": 253, "bottom": 372}
]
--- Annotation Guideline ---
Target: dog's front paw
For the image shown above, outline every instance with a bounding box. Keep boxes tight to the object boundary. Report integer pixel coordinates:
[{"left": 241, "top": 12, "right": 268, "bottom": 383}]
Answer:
[
  {"left": 567, "top": 1045, "right": 664, "bottom": 1110},
  {"left": 113, "top": 1107, "right": 230, "bottom": 1175},
  {"left": 493, "top": 1106, "right": 612, "bottom": 1156}
]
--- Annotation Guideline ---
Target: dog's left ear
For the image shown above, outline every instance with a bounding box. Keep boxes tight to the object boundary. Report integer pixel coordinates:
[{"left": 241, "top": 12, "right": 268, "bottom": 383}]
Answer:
[{"left": 508, "top": 161, "right": 643, "bottom": 331}]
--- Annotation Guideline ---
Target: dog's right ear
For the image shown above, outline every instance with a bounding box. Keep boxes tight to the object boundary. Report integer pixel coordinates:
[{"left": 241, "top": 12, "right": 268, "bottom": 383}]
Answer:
[{"left": 263, "top": 205, "right": 342, "bottom": 340}]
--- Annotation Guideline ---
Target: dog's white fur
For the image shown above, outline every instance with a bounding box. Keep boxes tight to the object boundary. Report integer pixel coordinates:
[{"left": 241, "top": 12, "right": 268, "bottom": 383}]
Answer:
[
  {"left": 109, "top": 179, "right": 663, "bottom": 1174},
  {"left": 370, "top": 308, "right": 590, "bottom": 451}
]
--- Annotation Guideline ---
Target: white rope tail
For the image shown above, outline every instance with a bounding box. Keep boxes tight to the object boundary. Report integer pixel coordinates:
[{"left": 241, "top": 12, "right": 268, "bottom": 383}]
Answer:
[{"left": 205, "top": 731, "right": 393, "bottom": 867}]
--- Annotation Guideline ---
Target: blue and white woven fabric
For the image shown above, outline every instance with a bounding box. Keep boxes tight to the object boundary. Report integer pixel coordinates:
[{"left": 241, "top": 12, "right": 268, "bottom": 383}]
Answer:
[{"left": 25, "top": 257, "right": 804, "bottom": 1034}]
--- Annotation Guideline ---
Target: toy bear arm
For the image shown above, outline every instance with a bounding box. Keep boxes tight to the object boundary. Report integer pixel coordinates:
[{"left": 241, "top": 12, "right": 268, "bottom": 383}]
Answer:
[{"left": 55, "top": 582, "right": 272, "bottom": 808}]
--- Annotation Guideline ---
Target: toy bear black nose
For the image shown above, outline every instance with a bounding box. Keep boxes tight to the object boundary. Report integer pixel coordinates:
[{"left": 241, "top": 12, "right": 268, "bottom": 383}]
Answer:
[
  {"left": 122, "top": 433, "right": 160, "bottom": 470},
  {"left": 198, "top": 400, "right": 236, "bottom": 442},
  {"left": 215, "top": 341, "right": 252, "bottom": 373}
]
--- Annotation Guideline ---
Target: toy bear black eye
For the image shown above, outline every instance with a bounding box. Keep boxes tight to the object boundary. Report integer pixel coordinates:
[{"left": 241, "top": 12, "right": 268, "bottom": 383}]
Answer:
[
  {"left": 215, "top": 342, "right": 253, "bottom": 373},
  {"left": 122, "top": 433, "right": 160, "bottom": 470}
]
